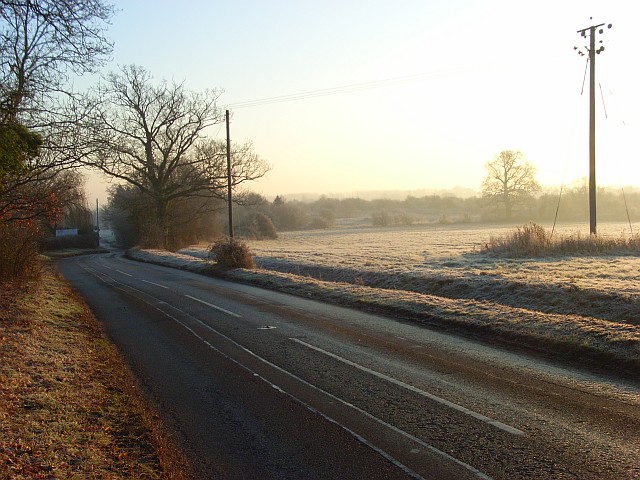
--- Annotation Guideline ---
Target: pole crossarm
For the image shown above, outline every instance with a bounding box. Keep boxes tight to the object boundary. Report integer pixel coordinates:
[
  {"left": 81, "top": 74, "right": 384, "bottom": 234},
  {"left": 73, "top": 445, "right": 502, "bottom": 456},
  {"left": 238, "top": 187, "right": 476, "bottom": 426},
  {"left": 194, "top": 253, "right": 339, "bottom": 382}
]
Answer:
[{"left": 577, "top": 23, "right": 605, "bottom": 36}]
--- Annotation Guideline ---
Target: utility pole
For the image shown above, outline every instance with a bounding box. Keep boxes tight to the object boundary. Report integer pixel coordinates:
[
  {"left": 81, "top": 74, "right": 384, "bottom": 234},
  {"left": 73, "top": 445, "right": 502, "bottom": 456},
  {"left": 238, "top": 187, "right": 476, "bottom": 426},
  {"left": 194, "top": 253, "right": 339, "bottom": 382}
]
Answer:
[
  {"left": 95, "top": 198, "right": 100, "bottom": 239},
  {"left": 226, "top": 109, "right": 234, "bottom": 239},
  {"left": 576, "top": 19, "right": 612, "bottom": 235}
]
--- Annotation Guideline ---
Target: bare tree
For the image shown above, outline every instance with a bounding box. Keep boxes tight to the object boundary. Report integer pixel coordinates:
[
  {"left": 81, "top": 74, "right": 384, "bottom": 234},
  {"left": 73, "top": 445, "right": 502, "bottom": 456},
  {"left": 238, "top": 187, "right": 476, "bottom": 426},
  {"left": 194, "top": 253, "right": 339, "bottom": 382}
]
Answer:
[
  {"left": 79, "top": 65, "right": 269, "bottom": 249},
  {"left": 481, "top": 150, "right": 540, "bottom": 220},
  {"left": 0, "top": 0, "right": 113, "bottom": 225},
  {"left": 0, "top": 157, "right": 88, "bottom": 222},
  {"left": 0, "top": 0, "right": 114, "bottom": 122},
  {"left": 0, "top": 0, "right": 112, "bottom": 278}
]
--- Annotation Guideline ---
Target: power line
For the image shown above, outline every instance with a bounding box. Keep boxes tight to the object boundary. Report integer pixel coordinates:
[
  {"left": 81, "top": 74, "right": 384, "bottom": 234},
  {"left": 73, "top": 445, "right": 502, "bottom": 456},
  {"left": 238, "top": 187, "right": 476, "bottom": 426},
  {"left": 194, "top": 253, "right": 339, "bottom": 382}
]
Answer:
[{"left": 223, "top": 66, "right": 478, "bottom": 109}]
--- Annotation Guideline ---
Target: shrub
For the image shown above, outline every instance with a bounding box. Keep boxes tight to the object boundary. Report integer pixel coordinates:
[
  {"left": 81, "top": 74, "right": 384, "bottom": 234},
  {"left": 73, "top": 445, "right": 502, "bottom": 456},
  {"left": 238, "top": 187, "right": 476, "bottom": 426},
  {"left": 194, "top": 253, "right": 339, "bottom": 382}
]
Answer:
[
  {"left": 207, "top": 238, "right": 256, "bottom": 269},
  {"left": 486, "top": 222, "right": 549, "bottom": 256},
  {"left": 553, "top": 232, "right": 640, "bottom": 255},
  {"left": 397, "top": 213, "right": 415, "bottom": 226},
  {"left": 371, "top": 211, "right": 415, "bottom": 227},
  {"left": 253, "top": 213, "right": 278, "bottom": 239},
  {"left": 308, "top": 209, "right": 336, "bottom": 229},
  {"left": 0, "top": 221, "right": 42, "bottom": 280},
  {"left": 371, "top": 211, "right": 391, "bottom": 226},
  {"left": 438, "top": 214, "right": 451, "bottom": 225}
]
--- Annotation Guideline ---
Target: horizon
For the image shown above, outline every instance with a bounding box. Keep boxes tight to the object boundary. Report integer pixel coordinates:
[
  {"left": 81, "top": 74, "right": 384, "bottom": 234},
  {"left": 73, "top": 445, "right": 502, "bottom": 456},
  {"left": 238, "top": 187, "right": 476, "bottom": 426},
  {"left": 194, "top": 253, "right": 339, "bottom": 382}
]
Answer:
[{"left": 87, "top": 175, "right": 640, "bottom": 206}]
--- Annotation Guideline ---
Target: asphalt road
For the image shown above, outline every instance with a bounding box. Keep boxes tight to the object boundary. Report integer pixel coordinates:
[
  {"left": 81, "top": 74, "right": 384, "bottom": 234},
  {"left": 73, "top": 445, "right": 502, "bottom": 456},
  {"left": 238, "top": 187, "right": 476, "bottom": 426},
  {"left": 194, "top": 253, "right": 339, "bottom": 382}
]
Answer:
[{"left": 58, "top": 253, "right": 640, "bottom": 479}]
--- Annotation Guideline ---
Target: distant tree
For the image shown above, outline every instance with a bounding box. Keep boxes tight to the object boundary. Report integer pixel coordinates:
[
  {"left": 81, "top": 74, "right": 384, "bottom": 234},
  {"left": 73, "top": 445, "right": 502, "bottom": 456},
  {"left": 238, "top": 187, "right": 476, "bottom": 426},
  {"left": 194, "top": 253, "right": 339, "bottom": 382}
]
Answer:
[
  {"left": 272, "top": 200, "right": 309, "bottom": 231},
  {"left": 238, "top": 212, "right": 277, "bottom": 240},
  {"left": 42, "top": 170, "right": 93, "bottom": 232},
  {"left": 103, "top": 181, "right": 226, "bottom": 250},
  {"left": 77, "top": 65, "right": 269, "bottom": 249},
  {"left": 101, "top": 185, "right": 144, "bottom": 248},
  {"left": 336, "top": 197, "right": 368, "bottom": 217},
  {"left": 237, "top": 192, "right": 270, "bottom": 210},
  {"left": 309, "top": 209, "right": 335, "bottom": 229},
  {"left": 481, "top": 150, "right": 540, "bottom": 220},
  {"left": 272, "top": 195, "right": 285, "bottom": 207}
]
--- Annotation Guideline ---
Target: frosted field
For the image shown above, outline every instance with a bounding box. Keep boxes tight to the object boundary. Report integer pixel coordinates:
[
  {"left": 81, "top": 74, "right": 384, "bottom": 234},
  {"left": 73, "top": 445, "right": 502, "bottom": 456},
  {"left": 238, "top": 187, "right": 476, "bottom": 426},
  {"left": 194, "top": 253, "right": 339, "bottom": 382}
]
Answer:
[
  {"left": 152, "top": 221, "right": 640, "bottom": 366},
  {"left": 181, "top": 222, "right": 640, "bottom": 318},
  {"left": 234, "top": 222, "right": 640, "bottom": 309}
]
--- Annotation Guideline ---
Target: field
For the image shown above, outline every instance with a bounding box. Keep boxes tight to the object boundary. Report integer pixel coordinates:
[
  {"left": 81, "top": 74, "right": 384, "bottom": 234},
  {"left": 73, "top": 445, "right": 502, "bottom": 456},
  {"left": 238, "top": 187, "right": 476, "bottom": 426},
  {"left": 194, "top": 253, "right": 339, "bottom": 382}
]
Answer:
[
  {"left": 244, "top": 222, "right": 640, "bottom": 312},
  {"left": 168, "top": 221, "right": 640, "bottom": 370}
]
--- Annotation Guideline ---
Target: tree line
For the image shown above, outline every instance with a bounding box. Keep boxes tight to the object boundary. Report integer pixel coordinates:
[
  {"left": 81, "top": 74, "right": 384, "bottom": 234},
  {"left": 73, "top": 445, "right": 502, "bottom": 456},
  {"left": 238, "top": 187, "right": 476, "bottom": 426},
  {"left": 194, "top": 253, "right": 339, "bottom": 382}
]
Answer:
[
  {"left": 102, "top": 148, "right": 638, "bottom": 247},
  {"left": 257, "top": 186, "right": 639, "bottom": 228},
  {"left": 103, "top": 181, "right": 640, "bottom": 248}
]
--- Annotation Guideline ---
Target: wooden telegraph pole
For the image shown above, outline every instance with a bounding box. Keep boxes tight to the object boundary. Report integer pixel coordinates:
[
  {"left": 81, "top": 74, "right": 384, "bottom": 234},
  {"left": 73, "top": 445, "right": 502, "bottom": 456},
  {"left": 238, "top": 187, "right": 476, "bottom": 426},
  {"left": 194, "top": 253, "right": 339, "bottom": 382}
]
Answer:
[
  {"left": 226, "top": 109, "right": 234, "bottom": 239},
  {"left": 96, "top": 198, "right": 100, "bottom": 240},
  {"left": 576, "top": 19, "right": 612, "bottom": 235}
]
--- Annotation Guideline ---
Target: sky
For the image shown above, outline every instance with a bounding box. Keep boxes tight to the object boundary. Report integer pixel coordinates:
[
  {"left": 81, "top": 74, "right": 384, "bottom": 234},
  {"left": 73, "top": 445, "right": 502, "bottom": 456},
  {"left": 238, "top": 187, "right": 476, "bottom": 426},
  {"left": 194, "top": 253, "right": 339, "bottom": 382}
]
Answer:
[{"left": 84, "top": 0, "right": 640, "bottom": 203}]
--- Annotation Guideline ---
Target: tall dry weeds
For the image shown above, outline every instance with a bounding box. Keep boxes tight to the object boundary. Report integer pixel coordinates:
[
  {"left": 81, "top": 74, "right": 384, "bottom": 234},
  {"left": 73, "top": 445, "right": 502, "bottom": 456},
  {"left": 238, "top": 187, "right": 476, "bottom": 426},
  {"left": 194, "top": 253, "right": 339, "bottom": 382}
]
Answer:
[{"left": 485, "top": 222, "right": 640, "bottom": 257}]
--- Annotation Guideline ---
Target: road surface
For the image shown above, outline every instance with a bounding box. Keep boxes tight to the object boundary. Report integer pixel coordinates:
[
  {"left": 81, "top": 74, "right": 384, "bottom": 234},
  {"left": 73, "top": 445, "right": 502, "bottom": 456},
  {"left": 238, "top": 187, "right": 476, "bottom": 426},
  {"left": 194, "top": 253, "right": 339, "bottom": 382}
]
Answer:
[{"left": 58, "top": 253, "right": 640, "bottom": 479}]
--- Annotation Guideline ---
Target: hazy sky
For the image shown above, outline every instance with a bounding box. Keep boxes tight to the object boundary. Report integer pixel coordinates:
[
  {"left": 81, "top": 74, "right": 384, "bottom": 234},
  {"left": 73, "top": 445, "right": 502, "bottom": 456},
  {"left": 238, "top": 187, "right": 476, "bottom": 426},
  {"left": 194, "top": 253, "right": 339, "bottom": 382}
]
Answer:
[{"left": 85, "top": 0, "right": 640, "bottom": 202}]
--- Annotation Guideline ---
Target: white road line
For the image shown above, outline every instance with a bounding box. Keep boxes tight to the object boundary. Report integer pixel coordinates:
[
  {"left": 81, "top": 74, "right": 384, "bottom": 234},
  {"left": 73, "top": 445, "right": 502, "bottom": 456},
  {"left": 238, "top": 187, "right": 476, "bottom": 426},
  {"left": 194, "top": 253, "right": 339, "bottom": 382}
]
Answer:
[
  {"left": 78, "top": 262, "right": 491, "bottom": 480},
  {"left": 176, "top": 319, "right": 492, "bottom": 479},
  {"left": 163, "top": 307, "right": 489, "bottom": 479},
  {"left": 154, "top": 307, "right": 433, "bottom": 480},
  {"left": 290, "top": 338, "right": 524, "bottom": 436},
  {"left": 142, "top": 280, "right": 169, "bottom": 289},
  {"left": 184, "top": 294, "right": 242, "bottom": 318},
  {"left": 115, "top": 269, "right": 133, "bottom": 277}
]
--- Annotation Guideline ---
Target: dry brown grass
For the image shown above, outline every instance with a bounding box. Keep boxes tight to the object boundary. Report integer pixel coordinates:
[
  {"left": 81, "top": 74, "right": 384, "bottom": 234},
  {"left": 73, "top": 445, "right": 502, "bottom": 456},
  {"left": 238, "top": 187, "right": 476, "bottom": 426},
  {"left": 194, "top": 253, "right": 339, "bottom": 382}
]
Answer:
[
  {"left": 485, "top": 222, "right": 640, "bottom": 257},
  {"left": 0, "top": 264, "right": 193, "bottom": 479}
]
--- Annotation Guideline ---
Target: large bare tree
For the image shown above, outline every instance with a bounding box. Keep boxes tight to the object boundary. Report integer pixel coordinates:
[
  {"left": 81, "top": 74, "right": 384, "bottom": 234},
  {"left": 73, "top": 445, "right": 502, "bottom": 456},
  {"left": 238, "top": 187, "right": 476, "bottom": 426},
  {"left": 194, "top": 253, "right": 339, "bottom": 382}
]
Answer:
[
  {"left": 481, "top": 150, "right": 540, "bottom": 220},
  {"left": 79, "top": 65, "right": 269, "bottom": 249}
]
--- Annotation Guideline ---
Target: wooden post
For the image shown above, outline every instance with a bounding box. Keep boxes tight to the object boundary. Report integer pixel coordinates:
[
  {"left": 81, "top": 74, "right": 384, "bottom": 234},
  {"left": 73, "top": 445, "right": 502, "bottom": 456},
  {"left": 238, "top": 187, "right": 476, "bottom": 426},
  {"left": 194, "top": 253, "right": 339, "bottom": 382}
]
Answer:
[
  {"left": 577, "top": 20, "right": 611, "bottom": 235},
  {"left": 226, "top": 110, "right": 234, "bottom": 239}
]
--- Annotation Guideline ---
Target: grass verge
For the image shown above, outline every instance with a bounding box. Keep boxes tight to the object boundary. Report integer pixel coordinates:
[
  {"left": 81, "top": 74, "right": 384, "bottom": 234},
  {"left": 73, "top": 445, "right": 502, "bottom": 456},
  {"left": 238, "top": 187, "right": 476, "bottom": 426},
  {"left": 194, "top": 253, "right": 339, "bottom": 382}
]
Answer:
[{"left": 0, "top": 263, "right": 192, "bottom": 479}]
